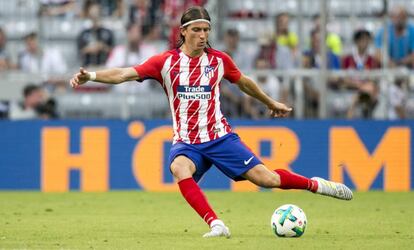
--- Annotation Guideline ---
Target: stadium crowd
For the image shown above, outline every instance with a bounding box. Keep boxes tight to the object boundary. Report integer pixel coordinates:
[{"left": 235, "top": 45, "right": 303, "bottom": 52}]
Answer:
[{"left": 0, "top": 0, "right": 413, "bottom": 120}]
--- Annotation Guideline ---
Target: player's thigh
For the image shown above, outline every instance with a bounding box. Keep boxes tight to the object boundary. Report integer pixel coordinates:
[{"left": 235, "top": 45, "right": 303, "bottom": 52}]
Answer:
[
  {"left": 241, "top": 164, "right": 280, "bottom": 188},
  {"left": 170, "top": 155, "right": 197, "bottom": 181},
  {"left": 206, "top": 133, "right": 262, "bottom": 181}
]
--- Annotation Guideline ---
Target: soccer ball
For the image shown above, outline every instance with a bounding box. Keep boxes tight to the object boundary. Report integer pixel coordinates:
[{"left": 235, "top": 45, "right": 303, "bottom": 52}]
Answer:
[{"left": 271, "top": 204, "right": 307, "bottom": 237}]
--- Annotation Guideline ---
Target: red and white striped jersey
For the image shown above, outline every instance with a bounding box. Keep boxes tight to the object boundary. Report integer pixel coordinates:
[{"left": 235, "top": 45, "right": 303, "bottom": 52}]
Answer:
[{"left": 133, "top": 48, "right": 242, "bottom": 144}]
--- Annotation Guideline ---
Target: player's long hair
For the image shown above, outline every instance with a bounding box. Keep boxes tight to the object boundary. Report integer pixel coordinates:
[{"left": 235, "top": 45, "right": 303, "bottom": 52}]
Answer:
[{"left": 176, "top": 6, "right": 212, "bottom": 49}]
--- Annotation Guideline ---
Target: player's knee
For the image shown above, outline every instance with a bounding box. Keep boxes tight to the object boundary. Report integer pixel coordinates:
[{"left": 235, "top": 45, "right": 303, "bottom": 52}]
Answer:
[
  {"left": 170, "top": 162, "right": 192, "bottom": 181},
  {"left": 170, "top": 162, "right": 184, "bottom": 178}
]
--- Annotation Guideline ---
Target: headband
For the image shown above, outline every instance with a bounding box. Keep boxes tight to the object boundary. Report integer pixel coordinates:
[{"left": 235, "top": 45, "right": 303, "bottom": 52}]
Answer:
[{"left": 180, "top": 19, "right": 211, "bottom": 28}]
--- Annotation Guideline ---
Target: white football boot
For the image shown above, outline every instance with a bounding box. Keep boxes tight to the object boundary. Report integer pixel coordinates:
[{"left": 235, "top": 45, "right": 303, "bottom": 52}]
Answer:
[
  {"left": 311, "top": 177, "right": 353, "bottom": 200},
  {"left": 202, "top": 219, "right": 231, "bottom": 238}
]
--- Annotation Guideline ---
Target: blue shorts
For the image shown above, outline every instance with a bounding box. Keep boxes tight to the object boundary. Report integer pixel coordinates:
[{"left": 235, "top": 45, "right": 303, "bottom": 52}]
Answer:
[{"left": 168, "top": 133, "right": 262, "bottom": 182}]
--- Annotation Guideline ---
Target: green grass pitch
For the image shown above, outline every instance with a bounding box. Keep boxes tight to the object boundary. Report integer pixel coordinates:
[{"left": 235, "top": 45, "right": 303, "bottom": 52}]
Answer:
[{"left": 0, "top": 191, "right": 413, "bottom": 249}]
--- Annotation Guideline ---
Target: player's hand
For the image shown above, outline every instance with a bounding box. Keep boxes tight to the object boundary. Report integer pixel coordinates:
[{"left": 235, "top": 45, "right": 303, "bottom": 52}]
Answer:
[
  {"left": 268, "top": 101, "right": 292, "bottom": 118},
  {"left": 70, "top": 67, "right": 91, "bottom": 88}
]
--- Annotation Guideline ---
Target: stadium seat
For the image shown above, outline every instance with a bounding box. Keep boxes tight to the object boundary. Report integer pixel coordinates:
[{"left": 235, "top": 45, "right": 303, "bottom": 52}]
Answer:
[
  {"left": 0, "top": 0, "right": 39, "bottom": 18},
  {"left": 40, "top": 17, "right": 85, "bottom": 40},
  {"left": 57, "top": 92, "right": 169, "bottom": 119},
  {"left": 2, "top": 19, "right": 38, "bottom": 40}
]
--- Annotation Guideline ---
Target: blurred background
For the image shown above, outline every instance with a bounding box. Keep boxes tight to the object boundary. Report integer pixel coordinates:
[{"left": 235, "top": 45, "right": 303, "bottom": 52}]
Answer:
[
  {"left": 0, "top": 3, "right": 412, "bottom": 247},
  {"left": 0, "top": 0, "right": 413, "bottom": 193},
  {"left": 1, "top": 0, "right": 414, "bottom": 121}
]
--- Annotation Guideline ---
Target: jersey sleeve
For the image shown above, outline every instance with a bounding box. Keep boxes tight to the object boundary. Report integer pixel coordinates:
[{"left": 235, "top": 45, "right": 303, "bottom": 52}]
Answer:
[
  {"left": 221, "top": 52, "right": 242, "bottom": 83},
  {"left": 133, "top": 53, "right": 164, "bottom": 83}
]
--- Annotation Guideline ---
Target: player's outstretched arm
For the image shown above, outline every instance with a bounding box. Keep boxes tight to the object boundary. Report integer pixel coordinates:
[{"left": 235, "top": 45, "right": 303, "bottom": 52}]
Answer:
[
  {"left": 237, "top": 74, "right": 292, "bottom": 118},
  {"left": 69, "top": 67, "right": 140, "bottom": 88}
]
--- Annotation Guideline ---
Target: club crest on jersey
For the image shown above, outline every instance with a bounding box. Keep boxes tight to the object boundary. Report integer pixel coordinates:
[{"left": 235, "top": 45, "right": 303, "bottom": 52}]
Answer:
[
  {"left": 177, "top": 85, "right": 212, "bottom": 100},
  {"left": 204, "top": 65, "right": 215, "bottom": 79}
]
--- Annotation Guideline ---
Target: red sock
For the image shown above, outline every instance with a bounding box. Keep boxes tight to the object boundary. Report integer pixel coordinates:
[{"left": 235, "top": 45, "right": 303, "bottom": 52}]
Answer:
[
  {"left": 178, "top": 177, "right": 218, "bottom": 226},
  {"left": 274, "top": 169, "right": 318, "bottom": 192}
]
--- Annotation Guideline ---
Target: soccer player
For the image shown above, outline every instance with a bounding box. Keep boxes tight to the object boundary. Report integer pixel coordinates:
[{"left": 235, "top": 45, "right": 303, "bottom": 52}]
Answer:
[{"left": 70, "top": 6, "right": 353, "bottom": 238}]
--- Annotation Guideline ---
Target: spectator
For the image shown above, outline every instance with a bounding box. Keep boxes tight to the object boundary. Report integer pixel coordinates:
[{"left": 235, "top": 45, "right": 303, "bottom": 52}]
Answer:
[
  {"left": 342, "top": 30, "right": 380, "bottom": 119},
  {"left": 80, "top": 0, "right": 96, "bottom": 18},
  {"left": 303, "top": 29, "right": 341, "bottom": 69},
  {"left": 106, "top": 23, "right": 158, "bottom": 68},
  {"left": 0, "top": 27, "right": 14, "bottom": 71},
  {"left": 39, "top": 0, "right": 76, "bottom": 18},
  {"left": 255, "top": 33, "right": 294, "bottom": 70},
  {"left": 18, "top": 32, "right": 67, "bottom": 76},
  {"left": 245, "top": 58, "right": 287, "bottom": 119},
  {"left": 77, "top": 1, "right": 114, "bottom": 66},
  {"left": 36, "top": 98, "right": 58, "bottom": 119},
  {"left": 253, "top": 34, "right": 293, "bottom": 117},
  {"left": 255, "top": 34, "right": 276, "bottom": 69},
  {"left": 81, "top": 0, "right": 124, "bottom": 19},
  {"left": 343, "top": 30, "right": 379, "bottom": 70},
  {"left": 129, "top": 0, "right": 151, "bottom": 27},
  {"left": 106, "top": 23, "right": 159, "bottom": 93},
  {"left": 387, "top": 78, "right": 407, "bottom": 119},
  {"left": 100, "top": 0, "right": 124, "bottom": 18},
  {"left": 312, "top": 14, "right": 343, "bottom": 56},
  {"left": 129, "top": 0, "right": 163, "bottom": 36},
  {"left": 274, "top": 12, "right": 298, "bottom": 55},
  {"left": 0, "top": 101, "right": 8, "bottom": 119},
  {"left": 9, "top": 85, "right": 45, "bottom": 120},
  {"left": 374, "top": 6, "right": 414, "bottom": 68},
  {"left": 219, "top": 29, "right": 253, "bottom": 118},
  {"left": 302, "top": 29, "right": 340, "bottom": 117},
  {"left": 221, "top": 28, "right": 254, "bottom": 71},
  {"left": 163, "top": 0, "right": 208, "bottom": 49},
  {"left": 220, "top": 81, "right": 248, "bottom": 119}
]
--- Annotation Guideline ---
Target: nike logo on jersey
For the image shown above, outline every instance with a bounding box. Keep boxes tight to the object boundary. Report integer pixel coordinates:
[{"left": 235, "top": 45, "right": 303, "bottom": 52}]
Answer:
[{"left": 244, "top": 156, "right": 254, "bottom": 165}]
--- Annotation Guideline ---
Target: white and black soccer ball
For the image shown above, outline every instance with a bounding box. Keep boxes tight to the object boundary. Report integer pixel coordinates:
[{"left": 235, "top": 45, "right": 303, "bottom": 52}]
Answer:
[{"left": 271, "top": 204, "right": 307, "bottom": 237}]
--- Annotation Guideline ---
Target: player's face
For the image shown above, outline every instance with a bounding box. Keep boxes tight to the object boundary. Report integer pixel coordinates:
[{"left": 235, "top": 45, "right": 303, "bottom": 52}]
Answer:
[{"left": 182, "top": 22, "right": 211, "bottom": 51}]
